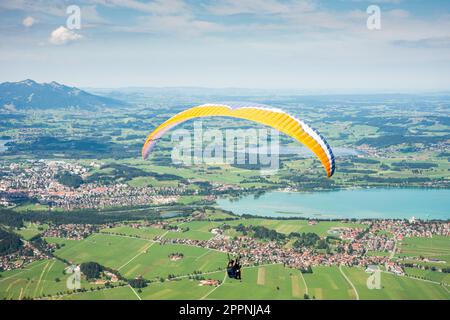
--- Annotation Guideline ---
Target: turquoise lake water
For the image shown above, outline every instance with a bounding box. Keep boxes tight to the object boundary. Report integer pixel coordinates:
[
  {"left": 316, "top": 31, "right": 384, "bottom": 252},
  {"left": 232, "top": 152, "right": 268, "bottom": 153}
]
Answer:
[
  {"left": 161, "top": 211, "right": 183, "bottom": 218},
  {"left": 0, "top": 139, "right": 10, "bottom": 152},
  {"left": 217, "top": 189, "right": 450, "bottom": 220}
]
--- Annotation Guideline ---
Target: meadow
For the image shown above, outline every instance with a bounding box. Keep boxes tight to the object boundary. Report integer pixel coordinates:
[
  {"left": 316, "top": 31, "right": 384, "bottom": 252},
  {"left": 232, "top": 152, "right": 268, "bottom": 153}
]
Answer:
[
  {"left": 397, "top": 236, "right": 450, "bottom": 266},
  {"left": 61, "top": 285, "right": 138, "bottom": 300},
  {"left": 340, "top": 267, "right": 450, "bottom": 300},
  {"left": 3, "top": 230, "right": 449, "bottom": 300},
  {"left": 56, "top": 264, "right": 450, "bottom": 300},
  {"left": 225, "top": 218, "right": 367, "bottom": 237},
  {"left": 0, "top": 259, "right": 103, "bottom": 300},
  {"left": 164, "top": 220, "right": 222, "bottom": 241},
  {"left": 46, "top": 234, "right": 153, "bottom": 270},
  {"left": 100, "top": 225, "right": 166, "bottom": 240},
  {"left": 15, "top": 222, "right": 49, "bottom": 240},
  {"left": 119, "top": 244, "right": 227, "bottom": 280},
  {"left": 46, "top": 232, "right": 228, "bottom": 279},
  {"left": 302, "top": 266, "right": 354, "bottom": 300},
  {"left": 102, "top": 219, "right": 366, "bottom": 241},
  {"left": 206, "top": 264, "right": 306, "bottom": 300},
  {"left": 404, "top": 267, "right": 450, "bottom": 285},
  {"left": 101, "top": 220, "right": 222, "bottom": 241},
  {"left": 62, "top": 278, "right": 220, "bottom": 300}
]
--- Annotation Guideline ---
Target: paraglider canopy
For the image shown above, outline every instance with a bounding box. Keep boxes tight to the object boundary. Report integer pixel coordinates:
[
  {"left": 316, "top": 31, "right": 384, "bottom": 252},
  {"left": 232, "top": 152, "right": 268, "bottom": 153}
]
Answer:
[{"left": 142, "top": 103, "right": 335, "bottom": 177}]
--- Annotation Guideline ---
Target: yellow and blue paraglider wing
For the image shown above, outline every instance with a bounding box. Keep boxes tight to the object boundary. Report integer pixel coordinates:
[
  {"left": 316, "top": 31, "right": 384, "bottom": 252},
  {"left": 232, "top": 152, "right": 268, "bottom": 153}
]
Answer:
[{"left": 142, "top": 103, "right": 335, "bottom": 177}]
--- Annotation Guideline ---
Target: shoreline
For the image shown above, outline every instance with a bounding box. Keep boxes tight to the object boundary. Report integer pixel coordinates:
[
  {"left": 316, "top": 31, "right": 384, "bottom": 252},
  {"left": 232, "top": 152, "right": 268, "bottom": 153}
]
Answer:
[{"left": 216, "top": 188, "right": 450, "bottom": 221}]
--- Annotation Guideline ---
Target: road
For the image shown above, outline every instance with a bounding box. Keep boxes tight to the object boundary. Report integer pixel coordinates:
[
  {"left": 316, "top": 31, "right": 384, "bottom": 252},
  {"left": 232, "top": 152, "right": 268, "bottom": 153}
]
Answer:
[{"left": 339, "top": 265, "right": 359, "bottom": 300}]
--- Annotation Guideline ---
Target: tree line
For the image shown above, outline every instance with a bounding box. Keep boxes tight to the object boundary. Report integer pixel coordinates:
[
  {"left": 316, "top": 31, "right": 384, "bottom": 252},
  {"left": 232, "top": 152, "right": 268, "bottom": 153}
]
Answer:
[{"left": 0, "top": 228, "right": 22, "bottom": 256}]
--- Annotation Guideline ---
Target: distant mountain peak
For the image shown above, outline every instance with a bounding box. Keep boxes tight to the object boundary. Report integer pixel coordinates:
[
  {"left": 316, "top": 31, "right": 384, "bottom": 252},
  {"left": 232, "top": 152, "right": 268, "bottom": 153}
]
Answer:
[
  {"left": 19, "top": 79, "right": 37, "bottom": 86},
  {"left": 0, "top": 79, "right": 127, "bottom": 110},
  {"left": 49, "top": 81, "right": 62, "bottom": 87}
]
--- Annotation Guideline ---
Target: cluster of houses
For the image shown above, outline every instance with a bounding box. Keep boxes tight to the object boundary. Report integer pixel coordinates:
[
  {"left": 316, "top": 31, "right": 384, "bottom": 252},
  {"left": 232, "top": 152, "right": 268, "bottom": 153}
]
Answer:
[
  {"left": 45, "top": 184, "right": 181, "bottom": 210},
  {"left": 0, "top": 241, "right": 54, "bottom": 272},
  {"left": 2, "top": 213, "right": 448, "bottom": 276},
  {"left": 370, "top": 219, "right": 449, "bottom": 240},
  {"left": 155, "top": 218, "right": 449, "bottom": 275},
  {"left": 0, "top": 160, "right": 185, "bottom": 209},
  {"left": 157, "top": 232, "right": 390, "bottom": 271},
  {"left": 42, "top": 224, "right": 101, "bottom": 240},
  {"left": 329, "top": 227, "right": 364, "bottom": 241}
]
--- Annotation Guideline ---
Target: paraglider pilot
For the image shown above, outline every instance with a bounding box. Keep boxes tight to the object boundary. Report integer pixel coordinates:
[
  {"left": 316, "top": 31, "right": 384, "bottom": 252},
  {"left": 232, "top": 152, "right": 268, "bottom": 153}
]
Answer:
[{"left": 227, "top": 254, "right": 242, "bottom": 280}]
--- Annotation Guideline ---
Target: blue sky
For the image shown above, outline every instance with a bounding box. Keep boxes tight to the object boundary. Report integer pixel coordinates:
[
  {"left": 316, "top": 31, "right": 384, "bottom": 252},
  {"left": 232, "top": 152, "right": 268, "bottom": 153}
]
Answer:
[{"left": 0, "top": 0, "right": 449, "bottom": 91}]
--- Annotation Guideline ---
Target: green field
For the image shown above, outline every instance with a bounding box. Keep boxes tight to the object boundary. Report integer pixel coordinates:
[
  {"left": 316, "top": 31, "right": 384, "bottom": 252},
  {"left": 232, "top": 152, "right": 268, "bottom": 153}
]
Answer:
[
  {"left": 340, "top": 267, "right": 450, "bottom": 300},
  {"left": 101, "top": 225, "right": 166, "bottom": 240},
  {"left": 61, "top": 264, "right": 308, "bottom": 300},
  {"left": 120, "top": 244, "right": 227, "bottom": 280},
  {"left": 127, "top": 161, "right": 264, "bottom": 186},
  {"left": 178, "top": 195, "right": 205, "bottom": 205},
  {"left": 397, "top": 236, "right": 450, "bottom": 266},
  {"left": 3, "top": 257, "right": 449, "bottom": 300},
  {"left": 102, "top": 221, "right": 221, "bottom": 241},
  {"left": 58, "top": 264, "right": 450, "bottom": 300},
  {"left": 46, "top": 234, "right": 153, "bottom": 270},
  {"left": 366, "top": 250, "right": 391, "bottom": 257},
  {"left": 0, "top": 259, "right": 102, "bottom": 300},
  {"left": 2, "top": 218, "right": 449, "bottom": 300},
  {"left": 165, "top": 221, "right": 221, "bottom": 241},
  {"left": 62, "top": 279, "right": 222, "bottom": 300},
  {"left": 15, "top": 222, "right": 48, "bottom": 240},
  {"left": 303, "top": 266, "right": 354, "bottom": 300},
  {"left": 404, "top": 267, "right": 450, "bottom": 285},
  {"left": 128, "top": 176, "right": 179, "bottom": 188},
  {"left": 45, "top": 232, "right": 227, "bottom": 279},
  {"left": 138, "top": 277, "right": 222, "bottom": 300},
  {"left": 206, "top": 264, "right": 305, "bottom": 300},
  {"left": 61, "top": 285, "right": 138, "bottom": 300},
  {"left": 200, "top": 208, "right": 237, "bottom": 220},
  {"left": 225, "top": 218, "right": 367, "bottom": 237}
]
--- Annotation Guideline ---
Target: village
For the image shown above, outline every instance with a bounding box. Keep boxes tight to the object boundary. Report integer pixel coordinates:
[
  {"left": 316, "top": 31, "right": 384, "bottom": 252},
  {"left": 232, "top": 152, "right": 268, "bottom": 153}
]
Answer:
[
  {"left": 3, "top": 215, "right": 446, "bottom": 277},
  {"left": 0, "top": 160, "right": 449, "bottom": 290},
  {"left": 153, "top": 218, "right": 449, "bottom": 276},
  {"left": 0, "top": 160, "right": 185, "bottom": 209}
]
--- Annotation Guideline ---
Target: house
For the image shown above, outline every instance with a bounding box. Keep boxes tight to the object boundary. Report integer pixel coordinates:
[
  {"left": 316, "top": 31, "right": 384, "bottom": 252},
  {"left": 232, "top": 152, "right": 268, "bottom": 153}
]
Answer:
[{"left": 199, "top": 279, "right": 220, "bottom": 286}]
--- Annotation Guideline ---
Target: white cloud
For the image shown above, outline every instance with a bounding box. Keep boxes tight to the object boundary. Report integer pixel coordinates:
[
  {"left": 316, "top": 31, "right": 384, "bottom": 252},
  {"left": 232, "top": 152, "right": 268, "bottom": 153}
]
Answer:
[
  {"left": 2, "top": 0, "right": 450, "bottom": 90},
  {"left": 347, "top": 0, "right": 403, "bottom": 3},
  {"left": 0, "top": 0, "right": 66, "bottom": 17},
  {"left": 207, "top": 0, "right": 315, "bottom": 15},
  {"left": 76, "top": 5, "right": 110, "bottom": 28},
  {"left": 22, "top": 16, "right": 35, "bottom": 27},
  {"left": 126, "top": 13, "right": 229, "bottom": 36},
  {"left": 93, "top": 0, "right": 187, "bottom": 15},
  {"left": 386, "top": 9, "right": 410, "bottom": 19},
  {"left": 393, "top": 37, "right": 450, "bottom": 48},
  {"left": 49, "top": 26, "right": 83, "bottom": 45}
]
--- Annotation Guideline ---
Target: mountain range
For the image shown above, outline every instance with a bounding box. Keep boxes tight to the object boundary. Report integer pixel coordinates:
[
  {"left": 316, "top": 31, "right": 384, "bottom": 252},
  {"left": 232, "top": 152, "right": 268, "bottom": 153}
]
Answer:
[{"left": 0, "top": 79, "right": 126, "bottom": 110}]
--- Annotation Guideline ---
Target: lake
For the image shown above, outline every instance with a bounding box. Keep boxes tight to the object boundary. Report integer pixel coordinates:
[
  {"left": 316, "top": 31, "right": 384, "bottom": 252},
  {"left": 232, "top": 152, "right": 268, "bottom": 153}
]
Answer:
[
  {"left": 217, "top": 189, "right": 450, "bottom": 220},
  {"left": 0, "top": 139, "right": 11, "bottom": 152},
  {"left": 160, "top": 211, "right": 184, "bottom": 218}
]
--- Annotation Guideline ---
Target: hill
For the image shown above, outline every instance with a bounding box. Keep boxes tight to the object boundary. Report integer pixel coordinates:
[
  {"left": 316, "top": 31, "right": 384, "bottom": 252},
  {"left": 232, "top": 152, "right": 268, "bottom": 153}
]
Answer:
[{"left": 0, "top": 79, "right": 126, "bottom": 110}]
